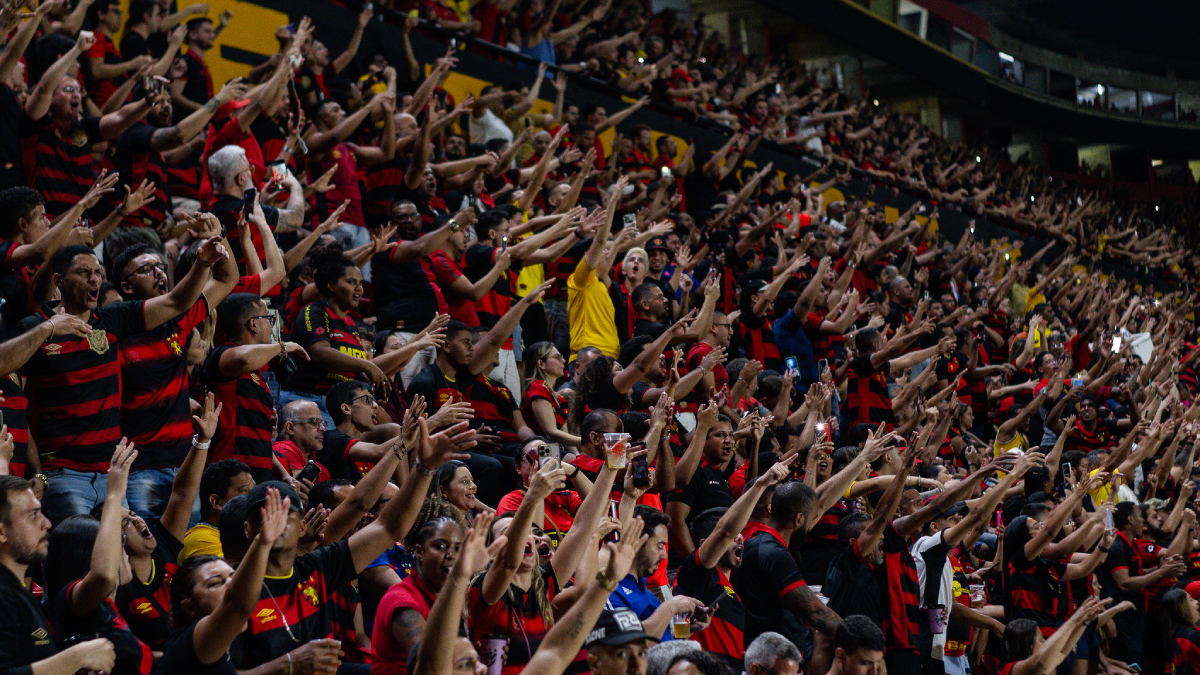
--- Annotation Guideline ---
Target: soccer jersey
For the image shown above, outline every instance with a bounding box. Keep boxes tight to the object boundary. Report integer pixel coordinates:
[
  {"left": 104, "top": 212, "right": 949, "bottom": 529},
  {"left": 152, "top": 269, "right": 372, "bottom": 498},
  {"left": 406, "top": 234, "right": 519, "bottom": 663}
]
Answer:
[
  {"left": 290, "top": 300, "right": 369, "bottom": 395},
  {"left": 673, "top": 550, "right": 745, "bottom": 666},
  {"left": 20, "top": 114, "right": 103, "bottom": 218},
  {"left": 17, "top": 301, "right": 147, "bottom": 471},
  {"left": 844, "top": 354, "right": 895, "bottom": 430},
  {"left": 240, "top": 541, "right": 357, "bottom": 668},
  {"left": 53, "top": 581, "right": 153, "bottom": 675},
  {"left": 730, "top": 523, "right": 807, "bottom": 648},
  {"left": 0, "top": 565, "right": 57, "bottom": 674},
  {"left": 116, "top": 519, "right": 184, "bottom": 649},
  {"left": 119, "top": 296, "right": 209, "bottom": 470},
  {"left": 205, "top": 343, "right": 276, "bottom": 481}
]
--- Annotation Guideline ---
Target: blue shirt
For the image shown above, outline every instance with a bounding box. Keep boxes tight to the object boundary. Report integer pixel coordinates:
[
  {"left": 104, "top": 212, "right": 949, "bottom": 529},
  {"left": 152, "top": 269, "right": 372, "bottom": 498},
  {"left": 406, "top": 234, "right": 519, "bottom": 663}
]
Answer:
[
  {"left": 773, "top": 310, "right": 818, "bottom": 386},
  {"left": 609, "top": 574, "right": 673, "bottom": 641}
]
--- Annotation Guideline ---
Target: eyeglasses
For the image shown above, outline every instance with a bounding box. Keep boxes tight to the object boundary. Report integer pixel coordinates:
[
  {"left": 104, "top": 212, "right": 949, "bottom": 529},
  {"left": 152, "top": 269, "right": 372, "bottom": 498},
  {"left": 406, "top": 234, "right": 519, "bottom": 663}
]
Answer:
[
  {"left": 391, "top": 212, "right": 419, "bottom": 221},
  {"left": 61, "top": 85, "right": 81, "bottom": 94},
  {"left": 244, "top": 314, "right": 276, "bottom": 329},
  {"left": 351, "top": 393, "right": 377, "bottom": 406},
  {"left": 294, "top": 417, "right": 326, "bottom": 427},
  {"left": 123, "top": 261, "right": 166, "bottom": 282}
]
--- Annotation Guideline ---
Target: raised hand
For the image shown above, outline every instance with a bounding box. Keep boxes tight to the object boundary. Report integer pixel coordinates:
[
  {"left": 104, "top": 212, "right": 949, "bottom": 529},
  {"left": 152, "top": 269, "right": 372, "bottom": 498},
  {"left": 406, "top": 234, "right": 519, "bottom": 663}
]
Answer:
[
  {"left": 191, "top": 391, "right": 223, "bottom": 445},
  {"left": 528, "top": 461, "right": 568, "bottom": 499},
  {"left": 416, "top": 419, "right": 477, "bottom": 471},
  {"left": 108, "top": 438, "right": 137, "bottom": 496},
  {"left": 258, "top": 487, "right": 290, "bottom": 544}
]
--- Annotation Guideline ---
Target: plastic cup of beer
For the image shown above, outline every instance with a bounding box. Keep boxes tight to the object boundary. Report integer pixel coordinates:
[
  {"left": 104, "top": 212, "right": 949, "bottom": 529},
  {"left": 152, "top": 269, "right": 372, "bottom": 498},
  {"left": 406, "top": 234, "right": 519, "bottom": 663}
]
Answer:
[
  {"left": 672, "top": 613, "right": 691, "bottom": 639},
  {"left": 603, "top": 433, "right": 631, "bottom": 469},
  {"left": 969, "top": 584, "right": 985, "bottom": 608}
]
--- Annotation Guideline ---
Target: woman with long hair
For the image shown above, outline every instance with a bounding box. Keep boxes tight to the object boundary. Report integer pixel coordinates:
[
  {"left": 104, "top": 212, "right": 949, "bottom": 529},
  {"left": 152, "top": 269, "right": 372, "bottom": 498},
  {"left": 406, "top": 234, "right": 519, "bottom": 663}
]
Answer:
[
  {"left": 372, "top": 517, "right": 466, "bottom": 675},
  {"left": 521, "top": 341, "right": 581, "bottom": 447},
  {"left": 1164, "top": 588, "right": 1200, "bottom": 675},
  {"left": 45, "top": 442, "right": 150, "bottom": 675},
  {"left": 412, "top": 460, "right": 487, "bottom": 533},
  {"left": 997, "top": 599, "right": 1110, "bottom": 675},
  {"left": 158, "top": 488, "right": 295, "bottom": 674}
]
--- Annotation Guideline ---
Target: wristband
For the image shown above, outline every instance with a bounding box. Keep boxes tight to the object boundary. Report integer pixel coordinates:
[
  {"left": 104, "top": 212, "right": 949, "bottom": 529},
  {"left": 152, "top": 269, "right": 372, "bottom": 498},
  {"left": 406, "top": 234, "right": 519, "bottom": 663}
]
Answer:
[
  {"left": 197, "top": 257, "right": 216, "bottom": 267},
  {"left": 192, "top": 434, "right": 211, "bottom": 450},
  {"left": 415, "top": 461, "right": 434, "bottom": 476}
]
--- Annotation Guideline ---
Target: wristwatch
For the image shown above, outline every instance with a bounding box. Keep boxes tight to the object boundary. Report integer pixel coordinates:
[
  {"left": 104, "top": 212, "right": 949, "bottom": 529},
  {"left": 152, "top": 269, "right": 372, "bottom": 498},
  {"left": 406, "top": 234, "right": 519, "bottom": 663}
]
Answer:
[{"left": 449, "top": 218, "right": 461, "bottom": 232}]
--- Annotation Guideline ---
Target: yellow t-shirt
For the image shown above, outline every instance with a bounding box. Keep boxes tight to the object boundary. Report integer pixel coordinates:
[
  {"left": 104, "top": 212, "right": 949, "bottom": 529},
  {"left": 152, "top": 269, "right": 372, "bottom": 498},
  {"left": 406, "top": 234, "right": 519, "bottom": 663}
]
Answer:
[
  {"left": 178, "top": 522, "right": 223, "bottom": 564},
  {"left": 1087, "top": 467, "right": 1121, "bottom": 505},
  {"left": 567, "top": 258, "right": 619, "bottom": 358},
  {"left": 993, "top": 432, "right": 1027, "bottom": 458}
]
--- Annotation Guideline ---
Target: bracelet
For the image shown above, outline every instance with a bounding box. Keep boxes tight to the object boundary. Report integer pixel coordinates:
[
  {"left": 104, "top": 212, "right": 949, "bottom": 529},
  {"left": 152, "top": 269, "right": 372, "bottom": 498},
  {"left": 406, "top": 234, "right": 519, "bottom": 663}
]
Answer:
[
  {"left": 192, "top": 434, "right": 211, "bottom": 450},
  {"left": 197, "top": 257, "right": 216, "bottom": 268},
  {"left": 43, "top": 321, "right": 55, "bottom": 344},
  {"left": 449, "top": 218, "right": 461, "bottom": 232},
  {"left": 595, "top": 570, "right": 618, "bottom": 592},
  {"left": 34, "top": 473, "right": 47, "bottom": 488},
  {"left": 415, "top": 461, "right": 434, "bottom": 476},
  {"left": 286, "top": 652, "right": 293, "bottom": 675},
  {"left": 280, "top": 342, "right": 286, "bottom": 357}
]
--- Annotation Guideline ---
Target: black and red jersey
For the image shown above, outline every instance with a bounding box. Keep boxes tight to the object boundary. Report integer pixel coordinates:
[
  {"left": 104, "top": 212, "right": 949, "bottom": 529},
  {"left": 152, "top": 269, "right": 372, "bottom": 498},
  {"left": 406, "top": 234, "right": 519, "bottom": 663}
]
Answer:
[
  {"left": 0, "top": 377, "right": 29, "bottom": 479},
  {"left": 844, "top": 354, "right": 894, "bottom": 431},
  {"left": 290, "top": 300, "right": 369, "bottom": 395},
  {"left": 17, "top": 301, "right": 147, "bottom": 471},
  {"left": 1066, "top": 418, "right": 1118, "bottom": 453},
  {"left": 934, "top": 351, "right": 972, "bottom": 408},
  {"left": 119, "top": 296, "right": 209, "bottom": 470},
  {"left": 734, "top": 312, "right": 782, "bottom": 373},
  {"left": 1173, "top": 626, "right": 1200, "bottom": 675},
  {"left": 331, "top": 584, "right": 371, "bottom": 664},
  {"left": 619, "top": 148, "right": 654, "bottom": 183},
  {"left": 730, "top": 523, "right": 808, "bottom": 647},
  {"left": 111, "top": 122, "right": 171, "bottom": 229},
  {"left": 673, "top": 550, "right": 744, "bottom": 668},
  {"left": 880, "top": 523, "right": 922, "bottom": 654},
  {"left": 240, "top": 541, "right": 357, "bottom": 669},
  {"left": 469, "top": 374, "right": 520, "bottom": 442},
  {"left": 53, "top": 581, "right": 153, "bottom": 675},
  {"left": 20, "top": 114, "right": 103, "bottom": 219},
  {"left": 406, "top": 363, "right": 472, "bottom": 414},
  {"left": 204, "top": 343, "right": 276, "bottom": 481},
  {"left": 0, "top": 238, "right": 35, "bottom": 333},
  {"left": 521, "top": 379, "right": 566, "bottom": 438},
  {"left": 1007, "top": 552, "right": 1069, "bottom": 636},
  {"left": 115, "top": 518, "right": 183, "bottom": 649},
  {"left": 465, "top": 243, "right": 519, "bottom": 346}
]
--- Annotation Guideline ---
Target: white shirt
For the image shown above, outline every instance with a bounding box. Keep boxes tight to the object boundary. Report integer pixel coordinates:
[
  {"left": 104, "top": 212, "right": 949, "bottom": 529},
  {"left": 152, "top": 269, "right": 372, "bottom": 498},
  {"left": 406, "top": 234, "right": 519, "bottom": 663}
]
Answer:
[
  {"left": 469, "top": 108, "right": 514, "bottom": 146},
  {"left": 913, "top": 530, "right": 955, "bottom": 659}
]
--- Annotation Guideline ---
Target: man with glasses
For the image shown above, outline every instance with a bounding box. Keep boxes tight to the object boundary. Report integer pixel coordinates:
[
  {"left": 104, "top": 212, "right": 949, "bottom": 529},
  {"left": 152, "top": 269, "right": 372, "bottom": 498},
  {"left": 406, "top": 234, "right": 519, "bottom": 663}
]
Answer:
[
  {"left": 274, "top": 400, "right": 331, "bottom": 483},
  {"left": 111, "top": 238, "right": 237, "bottom": 518},
  {"left": 684, "top": 311, "right": 734, "bottom": 404},
  {"left": 207, "top": 293, "right": 308, "bottom": 482},
  {"left": 496, "top": 437, "right": 592, "bottom": 546},
  {"left": 322, "top": 380, "right": 404, "bottom": 482}
]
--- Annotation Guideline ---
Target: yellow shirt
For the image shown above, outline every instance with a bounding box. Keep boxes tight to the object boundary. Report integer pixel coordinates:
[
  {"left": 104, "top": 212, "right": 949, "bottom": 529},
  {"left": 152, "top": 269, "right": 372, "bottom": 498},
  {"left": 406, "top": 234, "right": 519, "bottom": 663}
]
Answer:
[
  {"left": 993, "top": 432, "right": 1027, "bottom": 458},
  {"left": 1087, "top": 467, "right": 1121, "bottom": 505},
  {"left": 567, "top": 258, "right": 619, "bottom": 358},
  {"left": 178, "top": 522, "right": 223, "bottom": 564}
]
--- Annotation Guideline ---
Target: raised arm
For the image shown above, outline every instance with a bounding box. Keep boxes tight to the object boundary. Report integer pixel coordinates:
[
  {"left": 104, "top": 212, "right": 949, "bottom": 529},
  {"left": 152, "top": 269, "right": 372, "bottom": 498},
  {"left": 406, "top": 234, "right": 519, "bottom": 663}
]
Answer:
[{"left": 67, "top": 441, "right": 136, "bottom": 616}]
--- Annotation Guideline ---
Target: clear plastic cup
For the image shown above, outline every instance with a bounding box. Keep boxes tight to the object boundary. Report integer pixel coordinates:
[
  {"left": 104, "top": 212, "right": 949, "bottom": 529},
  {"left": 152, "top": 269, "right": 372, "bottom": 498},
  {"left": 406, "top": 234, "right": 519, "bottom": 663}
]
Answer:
[
  {"left": 969, "top": 584, "right": 986, "bottom": 608},
  {"left": 672, "top": 613, "right": 691, "bottom": 639},
  {"left": 604, "top": 433, "right": 631, "bottom": 469}
]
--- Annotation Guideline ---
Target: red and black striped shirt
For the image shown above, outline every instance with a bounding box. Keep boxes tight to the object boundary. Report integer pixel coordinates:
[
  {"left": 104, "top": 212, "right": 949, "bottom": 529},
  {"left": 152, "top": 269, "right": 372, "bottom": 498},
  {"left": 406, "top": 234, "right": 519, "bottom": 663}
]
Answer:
[
  {"left": 844, "top": 354, "right": 894, "bottom": 431},
  {"left": 241, "top": 541, "right": 357, "bottom": 669},
  {"left": 0, "top": 239, "right": 36, "bottom": 333},
  {"left": 735, "top": 313, "right": 782, "bottom": 373},
  {"left": 119, "top": 296, "right": 209, "bottom": 470},
  {"left": 204, "top": 343, "right": 276, "bottom": 481},
  {"left": 111, "top": 122, "right": 171, "bottom": 229},
  {"left": 20, "top": 114, "right": 103, "bottom": 219},
  {"left": 0, "top": 377, "right": 30, "bottom": 479},
  {"left": 880, "top": 522, "right": 922, "bottom": 653},
  {"left": 17, "top": 301, "right": 146, "bottom": 471}
]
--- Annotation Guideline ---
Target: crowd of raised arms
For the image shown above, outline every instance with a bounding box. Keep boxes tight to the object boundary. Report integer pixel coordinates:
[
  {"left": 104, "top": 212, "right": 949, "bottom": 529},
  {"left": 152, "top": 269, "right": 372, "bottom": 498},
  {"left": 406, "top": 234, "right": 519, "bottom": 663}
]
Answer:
[{"left": 1, "top": 1, "right": 1200, "bottom": 675}]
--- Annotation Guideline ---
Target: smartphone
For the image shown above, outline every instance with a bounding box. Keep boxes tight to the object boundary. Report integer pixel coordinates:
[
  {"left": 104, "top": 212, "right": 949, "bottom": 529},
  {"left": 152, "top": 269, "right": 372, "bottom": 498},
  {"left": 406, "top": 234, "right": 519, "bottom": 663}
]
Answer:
[
  {"left": 622, "top": 213, "right": 636, "bottom": 228},
  {"left": 449, "top": 37, "right": 457, "bottom": 50},
  {"left": 538, "top": 443, "right": 559, "bottom": 470},
  {"left": 661, "top": 165, "right": 672, "bottom": 178},
  {"left": 1106, "top": 509, "right": 1114, "bottom": 533},
  {"left": 408, "top": 8, "right": 419, "bottom": 17},
  {"left": 1071, "top": 378, "right": 1084, "bottom": 387},
  {"left": 818, "top": 359, "right": 829, "bottom": 374},
  {"left": 1062, "top": 462, "right": 1074, "bottom": 484},
  {"left": 500, "top": 235, "right": 509, "bottom": 251},
  {"left": 268, "top": 160, "right": 288, "bottom": 183},
  {"left": 1112, "top": 336, "right": 1122, "bottom": 352},
  {"left": 784, "top": 355, "right": 799, "bottom": 376},
  {"left": 296, "top": 460, "right": 321, "bottom": 484},
  {"left": 630, "top": 454, "right": 650, "bottom": 488},
  {"left": 996, "top": 511, "right": 1003, "bottom": 528},
  {"left": 923, "top": 290, "right": 930, "bottom": 301},
  {"left": 0, "top": 408, "right": 4, "bottom": 429},
  {"left": 1004, "top": 253, "right": 1011, "bottom": 261},
  {"left": 1128, "top": 665, "right": 1141, "bottom": 674},
  {"left": 604, "top": 500, "right": 621, "bottom": 543},
  {"left": 243, "top": 188, "right": 257, "bottom": 219},
  {"left": 141, "top": 75, "right": 155, "bottom": 96}
]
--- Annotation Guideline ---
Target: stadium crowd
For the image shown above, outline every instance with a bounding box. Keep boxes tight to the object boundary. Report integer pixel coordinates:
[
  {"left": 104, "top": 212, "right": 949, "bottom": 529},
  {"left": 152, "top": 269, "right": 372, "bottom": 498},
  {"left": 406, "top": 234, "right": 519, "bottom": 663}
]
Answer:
[{"left": 1, "top": 1, "right": 1200, "bottom": 675}]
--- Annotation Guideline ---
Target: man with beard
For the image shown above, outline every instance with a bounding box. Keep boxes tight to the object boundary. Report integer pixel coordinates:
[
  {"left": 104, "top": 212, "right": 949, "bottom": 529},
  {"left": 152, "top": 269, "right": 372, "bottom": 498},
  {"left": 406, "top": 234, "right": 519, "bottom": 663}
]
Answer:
[
  {"left": 885, "top": 275, "right": 916, "bottom": 332},
  {"left": 16, "top": 238, "right": 227, "bottom": 524},
  {"left": 0, "top": 474, "right": 117, "bottom": 674},
  {"left": 111, "top": 223, "right": 238, "bottom": 518},
  {"left": 665, "top": 412, "right": 738, "bottom": 561},
  {"left": 730, "top": 481, "right": 842, "bottom": 653},
  {"left": 1050, "top": 395, "right": 1136, "bottom": 454},
  {"left": 673, "top": 459, "right": 796, "bottom": 669},
  {"left": 112, "top": 77, "right": 250, "bottom": 232},
  {"left": 609, "top": 505, "right": 708, "bottom": 641}
]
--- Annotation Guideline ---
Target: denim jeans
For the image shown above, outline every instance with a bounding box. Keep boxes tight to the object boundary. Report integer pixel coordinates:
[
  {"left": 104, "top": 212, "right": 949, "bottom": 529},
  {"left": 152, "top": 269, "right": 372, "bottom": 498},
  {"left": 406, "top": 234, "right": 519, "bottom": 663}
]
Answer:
[
  {"left": 42, "top": 468, "right": 109, "bottom": 525},
  {"left": 127, "top": 467, "right": 202, "bottom": 528},
  {"left": 279, "top": 389, "right": 335, "bottom": 428}
]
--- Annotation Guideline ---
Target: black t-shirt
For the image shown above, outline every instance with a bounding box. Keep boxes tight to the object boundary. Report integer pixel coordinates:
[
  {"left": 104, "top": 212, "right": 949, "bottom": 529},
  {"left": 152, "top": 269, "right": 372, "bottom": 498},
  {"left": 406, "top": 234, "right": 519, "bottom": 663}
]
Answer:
[
  {"left": 826, "top": 538, "right": 884, "bottom": 627},
  {"left": 730, "top": 526, "right": 808, "bottom": 648},
  {"left": 371, "top": 247, "right": 446, "bottom": 331},
  {"left": 673, "top": 550, "right": 745, "bottom": 667},
  {"left": 289, "top": 300, "right": 368, "bottom": 395},
  {"left": 120, "top": 30, "right": 151, "bottom": 59},
  {"left": 665, "top": 461, "right": 736, "bottom": 517},
  {"left": 116, "top": 519, "right": 184, "bottom": 649},
  {"left": 155, "top": 620, "right": 240, "bottom": 675},
  {"left": 53, "top": 582, "right": 152, "bottom": 675},
  {"left": 208, "top": 194, "right": 280, "bottom": 275},
  {"left": 0, "top": 565, "right": 57, "bottom": 675},
  {"left": 318, "top": 428, "right": 363, "bottom": 482}
]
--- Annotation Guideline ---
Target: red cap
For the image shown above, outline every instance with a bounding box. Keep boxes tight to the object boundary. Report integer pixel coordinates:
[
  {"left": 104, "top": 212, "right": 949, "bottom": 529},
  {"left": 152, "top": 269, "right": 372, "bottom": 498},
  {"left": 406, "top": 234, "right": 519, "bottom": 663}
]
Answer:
[
  {"left": 1187, "top": 581, "right": 1200, "bottom": 599},
  {"left": 671, "top": 67, "right": 694, "bottom": 82}
]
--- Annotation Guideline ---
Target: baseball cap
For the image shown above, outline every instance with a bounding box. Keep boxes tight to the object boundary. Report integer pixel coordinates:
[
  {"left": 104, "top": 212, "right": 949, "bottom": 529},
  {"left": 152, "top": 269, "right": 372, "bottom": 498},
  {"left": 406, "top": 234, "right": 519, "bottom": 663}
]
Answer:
[
  {"left": 646, "top": 236, "right": 670, "bottom": 252},
  {"left": 244, "top": 480, "right": 304, "bottom": 514},
  {"left": 1187, "top": 581, "right": 1200, "bottom": 600},
  {"left": 586, "top": 606, "right": 654, "bottom": 648},
  {"left": 670, "top": 67, "right": 694, "bottom": 82}
]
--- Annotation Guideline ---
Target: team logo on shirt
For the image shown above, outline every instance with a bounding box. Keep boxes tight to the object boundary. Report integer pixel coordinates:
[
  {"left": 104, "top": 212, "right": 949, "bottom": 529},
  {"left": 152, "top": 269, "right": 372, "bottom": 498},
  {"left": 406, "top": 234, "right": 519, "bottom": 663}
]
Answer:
[
  {"left": 302, "top": 583, "right": 320, "bottom": 607},
  {"left": 135, "top": 601, "right": 156, "bottom": 615},
  {"left": 166, "top": 329, "right": 184, "bottom": 357},
  {"left": 32, "top": 627, "right": 49, "bottom": 645},
  {"left": 87, "top": 329, "right": 110, "bottom": 354},
  {"left": 43, "top": 343, "right": 61, "bottom": 354},
  {"left": 256, "top": 608, "right": 277, "bottom": 623},
  {"left": 250, "top": 372, "right": 262, "bottom": 385},
  {"left": 71, "top": 130, "right": 89, "bottom": 148}
]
